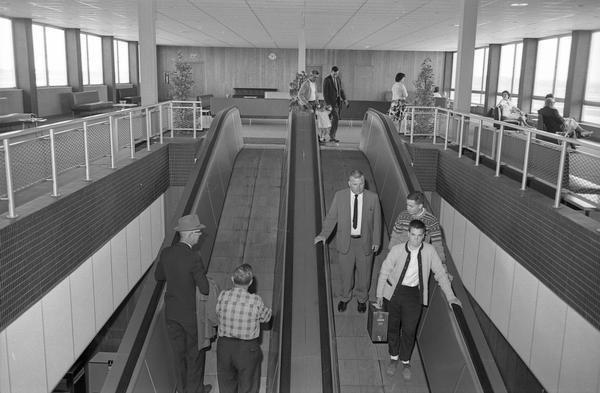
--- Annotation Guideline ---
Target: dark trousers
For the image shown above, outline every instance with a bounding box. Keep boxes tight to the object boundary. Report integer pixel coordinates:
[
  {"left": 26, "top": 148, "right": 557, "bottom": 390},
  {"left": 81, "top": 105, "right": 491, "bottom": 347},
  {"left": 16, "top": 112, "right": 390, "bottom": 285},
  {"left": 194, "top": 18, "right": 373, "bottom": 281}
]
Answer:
[
  {"left": 166, "top": 320, "right": 207, "bottom": 393},
  {"left": 338, "top": 237, "right": 372, "bottom": 303},
  {"left": 329, "top": 104, "right": 340, "bottom": 139},
  {"left": 384, "top": 285, "right": 422, "bottom": 361},
  {"left": 217, "top": 337, "right": 262, "bottom": 393}
]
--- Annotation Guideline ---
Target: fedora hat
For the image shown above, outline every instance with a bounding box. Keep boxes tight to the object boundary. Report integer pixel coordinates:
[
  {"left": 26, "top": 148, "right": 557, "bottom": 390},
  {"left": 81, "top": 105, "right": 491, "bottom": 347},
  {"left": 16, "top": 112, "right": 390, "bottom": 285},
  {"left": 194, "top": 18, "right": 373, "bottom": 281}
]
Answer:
[{"left": 174, "top": 214, "right": 206, "bottom": 232}]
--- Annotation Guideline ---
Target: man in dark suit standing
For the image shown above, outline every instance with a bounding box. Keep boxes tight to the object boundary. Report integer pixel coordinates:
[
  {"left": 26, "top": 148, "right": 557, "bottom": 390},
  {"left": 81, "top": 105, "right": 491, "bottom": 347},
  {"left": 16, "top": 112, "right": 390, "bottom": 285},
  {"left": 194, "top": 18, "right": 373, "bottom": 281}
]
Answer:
[
  {"left": 314, "top": 170, "right": 382, "bottom": 313},
  {"left": 322, "top": 66, "right": 349, "bottom": 143},
  {"left": 155, "top": 214, "right": 212, "bottom": 393}
]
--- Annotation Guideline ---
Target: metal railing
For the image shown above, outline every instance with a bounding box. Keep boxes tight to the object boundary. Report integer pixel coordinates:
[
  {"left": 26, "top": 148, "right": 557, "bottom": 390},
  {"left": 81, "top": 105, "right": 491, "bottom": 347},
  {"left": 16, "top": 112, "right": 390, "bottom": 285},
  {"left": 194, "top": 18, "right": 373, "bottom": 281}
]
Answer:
[
  {"left": 397, "top": 106, "right": 600, "bottom": 211},
  {"left": 0, "top": 101, "right": 207, "bottom": 219}
]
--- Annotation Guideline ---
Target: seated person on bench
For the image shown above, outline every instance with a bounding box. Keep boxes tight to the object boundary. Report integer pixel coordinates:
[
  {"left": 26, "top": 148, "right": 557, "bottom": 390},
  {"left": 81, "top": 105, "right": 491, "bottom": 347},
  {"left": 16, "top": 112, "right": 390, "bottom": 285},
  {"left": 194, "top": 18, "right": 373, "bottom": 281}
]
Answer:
[
  {"left": 497, "top": 90, "right": 527, "bottom": 126},
  {"left": 538, "top": 95, "right": 593, "bottom": 139}
]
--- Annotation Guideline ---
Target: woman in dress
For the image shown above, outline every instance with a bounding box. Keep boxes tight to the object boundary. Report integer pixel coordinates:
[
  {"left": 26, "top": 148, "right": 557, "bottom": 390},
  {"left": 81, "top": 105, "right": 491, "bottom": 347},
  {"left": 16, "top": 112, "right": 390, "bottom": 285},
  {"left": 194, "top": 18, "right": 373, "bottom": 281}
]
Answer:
[
  {"left": 389, "top": 73, "right": 408, "bottom": 128},
  {"left": 497, "top": 90, "right": 527, "bottom": 126}
]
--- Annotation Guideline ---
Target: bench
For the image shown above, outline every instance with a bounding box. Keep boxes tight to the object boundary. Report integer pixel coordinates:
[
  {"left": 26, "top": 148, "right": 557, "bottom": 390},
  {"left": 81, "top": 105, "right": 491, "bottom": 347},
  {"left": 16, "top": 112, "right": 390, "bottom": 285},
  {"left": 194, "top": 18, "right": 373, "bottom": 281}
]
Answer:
[
  {"left": 116, "top": 86, "right": 140, "bottom": 105},
  {"left": 71, "top": 91, "right": 113, "bottom": 116}
]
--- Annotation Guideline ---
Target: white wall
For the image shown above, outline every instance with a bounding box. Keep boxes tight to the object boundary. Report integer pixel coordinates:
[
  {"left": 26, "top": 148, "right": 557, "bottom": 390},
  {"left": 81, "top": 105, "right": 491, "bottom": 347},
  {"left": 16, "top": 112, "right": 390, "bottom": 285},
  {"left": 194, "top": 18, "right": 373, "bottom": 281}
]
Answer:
[
  {"left": 0, "top": 196, "right": 165, "bottom": 393},
  {"left": 439, "top": 198, "right": 600, "bottom": 393}
]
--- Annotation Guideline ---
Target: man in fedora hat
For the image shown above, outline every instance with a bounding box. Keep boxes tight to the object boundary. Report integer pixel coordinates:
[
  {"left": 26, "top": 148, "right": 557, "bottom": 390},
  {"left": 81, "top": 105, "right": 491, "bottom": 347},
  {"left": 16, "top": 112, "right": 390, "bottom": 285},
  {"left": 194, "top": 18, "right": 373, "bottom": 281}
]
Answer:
[{"left": 155, "top": 214, "right": 212, "bottom": 393}]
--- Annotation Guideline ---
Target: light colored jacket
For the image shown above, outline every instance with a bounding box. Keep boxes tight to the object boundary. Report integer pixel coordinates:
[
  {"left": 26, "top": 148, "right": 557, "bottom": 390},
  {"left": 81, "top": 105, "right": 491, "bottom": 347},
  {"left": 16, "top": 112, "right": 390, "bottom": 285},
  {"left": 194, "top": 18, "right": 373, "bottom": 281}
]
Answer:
[
  {"left": 376, "top": 242, "right": 455, "bottom": 306},
  {"left": 196, "top": 277, "right": 219, "bottom": 349}
]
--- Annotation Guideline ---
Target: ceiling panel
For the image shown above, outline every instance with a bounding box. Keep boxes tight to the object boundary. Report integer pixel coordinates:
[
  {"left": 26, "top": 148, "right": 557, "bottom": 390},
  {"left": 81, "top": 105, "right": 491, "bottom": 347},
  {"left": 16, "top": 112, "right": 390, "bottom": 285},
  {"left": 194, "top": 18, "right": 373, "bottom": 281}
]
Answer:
[{"left": 0, "top": 0, "right": 598, "bottom": 50}]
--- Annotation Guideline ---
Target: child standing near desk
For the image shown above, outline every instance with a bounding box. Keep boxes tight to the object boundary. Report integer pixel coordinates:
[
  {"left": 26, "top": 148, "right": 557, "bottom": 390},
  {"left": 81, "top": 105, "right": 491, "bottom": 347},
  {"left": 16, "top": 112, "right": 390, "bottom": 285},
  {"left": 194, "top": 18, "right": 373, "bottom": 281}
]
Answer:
[{"left": 316, "top": 104, "right": 332, "bottom": 144}]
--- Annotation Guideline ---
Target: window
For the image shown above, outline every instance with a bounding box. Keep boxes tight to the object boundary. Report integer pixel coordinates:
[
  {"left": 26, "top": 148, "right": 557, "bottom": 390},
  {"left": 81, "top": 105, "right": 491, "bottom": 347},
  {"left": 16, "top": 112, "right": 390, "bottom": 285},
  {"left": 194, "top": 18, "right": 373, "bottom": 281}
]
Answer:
[
  {"left": 80, "top": 33, "right": 103, "bottom": 85},
  {"left": 0, "top": 17, "right": 16, "bottom": 88},
  {"left": 450, "top": 52, "right": 457, "bottom": 100},
  {"left": 582, "top": 31, "right": 600, "bottom": 124},
  {"left": 497, "top": 42, "right": 522, "bottom": 102},
  {"left": 113, "top": 40, "right": 130, "bottom": 84},
  {"left": 531, "top": 35, "right": 571, "bottom": 112},
  {"left": 32, "top": 24, "right": 68, "bottom": 87},
  {"left": 471, "top": 47, "right": 488, "bottom": 105}
]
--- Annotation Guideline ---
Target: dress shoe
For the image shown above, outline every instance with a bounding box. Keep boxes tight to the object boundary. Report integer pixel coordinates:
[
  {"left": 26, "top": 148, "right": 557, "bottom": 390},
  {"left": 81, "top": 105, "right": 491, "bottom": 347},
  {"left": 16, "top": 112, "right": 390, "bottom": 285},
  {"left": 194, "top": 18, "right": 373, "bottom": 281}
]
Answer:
[
  {"left": 401, "top": 363, "right": 412, "bottom": 380},
  {"left": 330, "top": 138, "right": 340, "bottom": 143},
  {"left": 203, "top": 384, "right": 213, "bottom": 393},
  {"left": 357, "top": 302, "right": 367, "bottom": 313},
  {"left": 580, "top": 130, "right": 593, "bottom": 138},
  {"left": 337, "top": 300, "right": 348, "bottom": 312},
  {"left": 386, "top": 359, "right": 399, "bottom": 376}
]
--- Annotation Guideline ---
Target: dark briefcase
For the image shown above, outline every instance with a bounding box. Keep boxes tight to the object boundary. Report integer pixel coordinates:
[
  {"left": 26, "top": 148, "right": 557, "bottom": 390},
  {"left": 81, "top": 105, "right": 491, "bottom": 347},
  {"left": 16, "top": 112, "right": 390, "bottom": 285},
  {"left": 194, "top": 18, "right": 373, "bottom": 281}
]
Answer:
[{"left": 367, "top": 302, "right": 388, "bottom": 342}]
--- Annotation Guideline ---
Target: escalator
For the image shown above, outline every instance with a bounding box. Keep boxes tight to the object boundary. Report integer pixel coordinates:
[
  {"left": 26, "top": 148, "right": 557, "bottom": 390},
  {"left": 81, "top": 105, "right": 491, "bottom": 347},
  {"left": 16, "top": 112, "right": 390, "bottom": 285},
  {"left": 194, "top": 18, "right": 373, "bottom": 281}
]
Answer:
[{"left": 98, "top": 108, "right": 507, "bottom": 393}]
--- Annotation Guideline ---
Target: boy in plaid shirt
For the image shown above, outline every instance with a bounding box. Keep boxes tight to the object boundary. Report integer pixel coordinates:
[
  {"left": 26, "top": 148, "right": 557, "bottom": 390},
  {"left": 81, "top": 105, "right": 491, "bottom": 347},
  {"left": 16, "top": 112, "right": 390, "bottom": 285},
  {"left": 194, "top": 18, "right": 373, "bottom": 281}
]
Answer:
[{"left": 216, "top": 264, "right": 272, "bottom": 393}]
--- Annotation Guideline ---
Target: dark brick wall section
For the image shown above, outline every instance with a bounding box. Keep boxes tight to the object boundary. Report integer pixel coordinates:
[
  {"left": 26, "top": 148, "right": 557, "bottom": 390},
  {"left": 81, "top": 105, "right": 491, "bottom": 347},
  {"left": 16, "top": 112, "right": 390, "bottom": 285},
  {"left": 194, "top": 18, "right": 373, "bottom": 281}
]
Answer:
[
  {"left": 169, "top": 140, "right": 203, "bottom": 186},
  {"left": 408, "top": 144, "right": 439, "bottom": 191},
  {"left": 433, "top": 149, "right": 600, "bottom": 330},
  {"left": 0, "top": 146, "right": 170, "bottom": 331}
]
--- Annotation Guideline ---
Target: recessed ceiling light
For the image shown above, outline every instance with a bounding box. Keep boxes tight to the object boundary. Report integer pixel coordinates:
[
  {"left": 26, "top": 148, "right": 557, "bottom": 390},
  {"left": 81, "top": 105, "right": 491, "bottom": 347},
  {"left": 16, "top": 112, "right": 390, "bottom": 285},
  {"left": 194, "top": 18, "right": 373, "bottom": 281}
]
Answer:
[
  {"left": 453, "top": 24, "right": 460, "bottom": 27},
  {"left": 510, "top": 3, "right": 528, "bottom": 6}
]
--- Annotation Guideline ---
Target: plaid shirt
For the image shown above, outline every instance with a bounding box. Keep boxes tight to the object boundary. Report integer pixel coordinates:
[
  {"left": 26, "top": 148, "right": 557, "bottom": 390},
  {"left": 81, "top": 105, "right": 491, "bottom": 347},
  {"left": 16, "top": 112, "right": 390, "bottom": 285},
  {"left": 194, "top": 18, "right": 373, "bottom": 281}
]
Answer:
[{"left": 216, "top": 287, "right": 272, "bottom": 340}]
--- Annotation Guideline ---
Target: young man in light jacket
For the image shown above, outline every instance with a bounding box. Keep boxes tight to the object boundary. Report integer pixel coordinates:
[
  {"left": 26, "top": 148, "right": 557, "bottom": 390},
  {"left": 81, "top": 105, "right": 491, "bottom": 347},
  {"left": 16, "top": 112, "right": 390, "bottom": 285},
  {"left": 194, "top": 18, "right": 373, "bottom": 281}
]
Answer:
[{"left": 376, "top": 219, "right": 461, "bottom": 380}]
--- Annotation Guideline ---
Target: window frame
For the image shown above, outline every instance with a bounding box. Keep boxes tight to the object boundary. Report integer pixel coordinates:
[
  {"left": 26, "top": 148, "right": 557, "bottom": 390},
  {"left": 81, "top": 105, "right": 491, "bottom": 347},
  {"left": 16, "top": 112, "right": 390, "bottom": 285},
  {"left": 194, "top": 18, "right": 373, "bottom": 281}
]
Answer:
[
  {"left": 496, "top": 41, "right": 523, "bottom": 103},
  {"left": 531, "top": 33, "right": 572, "bottom": 113},
  {"left": 80, "top": 32, "right": 104, "bottom": 85},
  {"left": 0, "top": 16, "right": 17, "bottom": 89},
  {"left": 113, "top": 39, "right": 130, "bottom": 84},
  {"left": 582, "top": 30, "right": 600, "bottom": 124},
  {"left": 32, "top": 23, "right": 68, "bottom": 87},
  {"left": 471, "top": 46, "right": 489, "bottom": 106}
]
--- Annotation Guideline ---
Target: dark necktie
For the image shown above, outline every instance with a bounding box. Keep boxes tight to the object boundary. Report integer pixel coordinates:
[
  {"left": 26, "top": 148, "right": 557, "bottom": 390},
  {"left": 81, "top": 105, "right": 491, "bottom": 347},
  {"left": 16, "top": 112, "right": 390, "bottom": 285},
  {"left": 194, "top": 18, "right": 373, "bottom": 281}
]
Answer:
[{"left": 353, "top": 194, "right": 358, "bottom": 229}]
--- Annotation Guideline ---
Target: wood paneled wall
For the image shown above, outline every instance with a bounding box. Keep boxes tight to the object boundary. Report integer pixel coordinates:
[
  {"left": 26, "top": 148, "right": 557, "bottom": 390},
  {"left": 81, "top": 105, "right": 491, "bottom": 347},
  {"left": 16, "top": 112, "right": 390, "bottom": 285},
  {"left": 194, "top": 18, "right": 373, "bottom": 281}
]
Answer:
[{"left": 157, "top": 46, "right": 445, "bottom": 101}]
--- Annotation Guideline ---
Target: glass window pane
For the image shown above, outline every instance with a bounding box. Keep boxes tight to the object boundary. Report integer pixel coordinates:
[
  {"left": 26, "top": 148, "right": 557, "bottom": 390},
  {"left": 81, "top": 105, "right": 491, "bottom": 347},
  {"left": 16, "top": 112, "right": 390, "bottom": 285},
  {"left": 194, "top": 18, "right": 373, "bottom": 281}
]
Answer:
[
  {"left": 513, "top": 43, "right": 522, "bottom": 95},
  {"left": 117, "top": 40, "right": 129, "bottom": 84},
  {"left": 45, "top": 26, "right": 67, "bottom": 86},
  {"left": 584, "top": 32, "right": 600, "bottom": 103},
  {"left": 471, "top": 93, "right": 483, "bottom": 105},
  {"left": 472, "top": 48, "right": 485, "bottom": 90},
  {"left": 498, "top": 44, "right": 515, "bottom": 93},
  {"left": 32, "top": 24, "right": 47, "bottom": 86},
  {"left": 533, "top": 38, "right": 558, "bottom": 97},
  {"left": 0, "top": 17, "right": 16, "bottom": 88},
  {"left": 451, "top": 52, "right": 457, "bottom": 89},
  {"left": 582, "top": 105, "right": 600, "bottom": 125},
  {"left": 554, "top": 36, "right": 571, "bottom": 99},
  {"left": 531, "top": 99, "right": 545, "bottom": 112},
  {"left": 87, "top": 35, "right": 103, "bottom": 84},
  {"left": 80, "top": 34, "right": 89, "bottom": 85}
]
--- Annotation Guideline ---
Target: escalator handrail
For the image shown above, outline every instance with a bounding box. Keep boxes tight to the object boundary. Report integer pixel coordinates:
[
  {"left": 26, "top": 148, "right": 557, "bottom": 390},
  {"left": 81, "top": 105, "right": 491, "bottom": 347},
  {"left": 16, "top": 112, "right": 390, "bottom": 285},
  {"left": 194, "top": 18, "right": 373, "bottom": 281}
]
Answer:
[
  {"left": 310, "top": 114, "right": 341, "bottom": 393},
  {"left": 110, "top": 106, "right": 242, "bottom": 393},
  {"left": 364, "top": 108, "right": 495, "bottom": 393}
]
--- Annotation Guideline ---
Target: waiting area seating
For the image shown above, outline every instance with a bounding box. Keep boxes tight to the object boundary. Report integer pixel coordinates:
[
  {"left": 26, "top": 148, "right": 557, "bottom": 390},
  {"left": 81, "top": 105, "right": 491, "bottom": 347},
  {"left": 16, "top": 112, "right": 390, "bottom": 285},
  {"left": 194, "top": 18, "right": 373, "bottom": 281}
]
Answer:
[
  {"left": 71, "top": 91, "right": 113, "bottom": 116},
  {"left": 116, "top": 86, "right": 141, "bottom": 105}
]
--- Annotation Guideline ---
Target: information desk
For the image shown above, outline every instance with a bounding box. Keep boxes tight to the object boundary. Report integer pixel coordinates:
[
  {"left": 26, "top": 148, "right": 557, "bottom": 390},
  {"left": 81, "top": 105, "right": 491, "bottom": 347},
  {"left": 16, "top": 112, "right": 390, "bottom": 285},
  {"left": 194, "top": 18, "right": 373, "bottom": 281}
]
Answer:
[{"left": 233, "top": 87, "right": 278, "bottom": 98}]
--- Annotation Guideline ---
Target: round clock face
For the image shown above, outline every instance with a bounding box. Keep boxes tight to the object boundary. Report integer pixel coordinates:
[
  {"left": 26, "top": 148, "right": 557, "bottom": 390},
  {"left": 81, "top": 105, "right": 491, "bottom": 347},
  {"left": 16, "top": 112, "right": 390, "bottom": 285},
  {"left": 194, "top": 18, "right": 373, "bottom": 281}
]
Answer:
[{"left": 268, "top": 52, "right": 277, "bottom": 60}]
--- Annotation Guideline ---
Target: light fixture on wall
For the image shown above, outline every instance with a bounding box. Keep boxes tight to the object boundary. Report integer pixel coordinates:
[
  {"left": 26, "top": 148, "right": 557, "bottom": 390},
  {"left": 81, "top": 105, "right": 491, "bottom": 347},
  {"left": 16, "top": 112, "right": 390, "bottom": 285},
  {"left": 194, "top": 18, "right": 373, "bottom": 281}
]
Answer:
[{"left": 268, "top": 52, "right": 277, "bottom": 61}]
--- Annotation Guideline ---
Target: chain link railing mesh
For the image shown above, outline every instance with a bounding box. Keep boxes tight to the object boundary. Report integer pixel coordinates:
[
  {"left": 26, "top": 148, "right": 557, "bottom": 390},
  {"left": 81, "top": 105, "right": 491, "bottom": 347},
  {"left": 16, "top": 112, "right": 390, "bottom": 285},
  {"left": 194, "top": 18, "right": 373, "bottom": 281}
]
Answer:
[
  {"left": 86, "top": 121, "right": 112, "bottom": 163},
  {"left": 566, "top": 151, "right": 600, "bottom": 205},
  {"left": 115, "top": 115, "right": 132, "bottom": 149},
  {"left": 54, "top": 129, "right": 86, "bottom": 175},
  {"left": 1, "top": 137, "right": 52, "bottom": 196}
]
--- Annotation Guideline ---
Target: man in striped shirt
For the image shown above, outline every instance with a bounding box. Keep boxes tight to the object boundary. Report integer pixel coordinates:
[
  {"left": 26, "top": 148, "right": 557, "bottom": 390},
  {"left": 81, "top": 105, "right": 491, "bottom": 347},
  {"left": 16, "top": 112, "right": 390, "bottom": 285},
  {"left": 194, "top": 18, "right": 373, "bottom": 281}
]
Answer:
[
  {"left": 216, "top": 264, "right": 272, "bottom": 393},
  {"left": 388, "top": 191, "right": 446, "bottom": 261}
]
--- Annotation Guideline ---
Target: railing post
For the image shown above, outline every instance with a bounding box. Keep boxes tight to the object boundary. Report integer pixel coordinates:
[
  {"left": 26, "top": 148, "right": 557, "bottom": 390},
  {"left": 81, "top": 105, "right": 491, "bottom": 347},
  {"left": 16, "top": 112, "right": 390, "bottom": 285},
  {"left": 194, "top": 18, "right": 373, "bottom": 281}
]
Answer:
[
  {"left": 433, "top": 108, "right": 438, "bottom": 144},
  {"left": 458, "top": 114, "right": 465, "bottom": 158},
  {"left": 83, "top": 122, "right": 91, "bottom": 181},
  {"left": 409, "top": 107, "right": 415, "bottom": 139},
  {"left": 158, "top": 103, "right": 164, "bottom": 144},
  {"left": 49, "top": 129, "right": 60, "bottom": 197},
  {"left": 193, "top": 102, "right": 197, "bottom": 139},
  {"left": 475, "top": 119, "right": 482, "bottom": 166},
  {"left": 521, "top": 131, "right": 532, "bottom": 190},
  {"left": 554, "top": 140, "right": 569, "bottom": 208},
  {"left": 444, "top": 111, "right": 450, "bottom": 150},
  {"left": 145, "top": 108, "right": 151, "bottom": 151},
  {"left": 129, "top": 111, "right": 135, "bottom": 159},
  {"left": 109, "top": 115, "right": 117, "bottom": 169},
  {"left": 3, "top": 139, "right": 18, "bottom": 218},
  {"left": 495, "top": 125, "right": 504, "bottom": 177},
  {"left": 169, "top": 101, "right": 174, "bottom": 138}
]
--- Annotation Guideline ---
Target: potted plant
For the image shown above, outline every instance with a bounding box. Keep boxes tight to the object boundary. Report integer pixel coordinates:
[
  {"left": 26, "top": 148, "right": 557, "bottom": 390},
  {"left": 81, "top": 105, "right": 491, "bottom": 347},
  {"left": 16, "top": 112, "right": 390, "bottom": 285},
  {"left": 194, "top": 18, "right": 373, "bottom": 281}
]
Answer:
[
  {"left": 170, "top": 51, "right": 195, "bottom": 128},
  {"left": 289, "top": 71, "right": 308, "bottom": 112},
  {"left": 412, "top": 57, "right": 435, "bottom": 133}
]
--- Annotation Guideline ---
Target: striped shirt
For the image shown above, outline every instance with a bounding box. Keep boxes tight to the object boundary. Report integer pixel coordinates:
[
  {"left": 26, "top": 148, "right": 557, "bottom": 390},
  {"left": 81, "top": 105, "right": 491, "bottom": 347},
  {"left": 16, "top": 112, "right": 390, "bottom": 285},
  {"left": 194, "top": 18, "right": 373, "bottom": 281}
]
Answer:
[
  {"left": 388, "top": 209, "right": 446, "bottom": 261},
  {"left": 216, "top": 287, "right": 272, "bottom": 340}
]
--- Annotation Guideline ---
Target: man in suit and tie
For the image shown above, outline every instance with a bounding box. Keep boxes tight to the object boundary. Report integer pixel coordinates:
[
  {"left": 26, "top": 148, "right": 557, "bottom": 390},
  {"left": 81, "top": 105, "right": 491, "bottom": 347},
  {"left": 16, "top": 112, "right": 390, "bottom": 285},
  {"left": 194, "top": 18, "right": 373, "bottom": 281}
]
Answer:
[
  {"left": 322, "top": 66, "right": 349, "bottom": 143},
  {"left": 155, "top": 214, "right": 212, "bottom": 393},
  {"left": 314, "top": 169, "right": 382, "bottom": 313}
]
